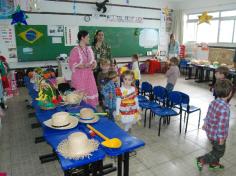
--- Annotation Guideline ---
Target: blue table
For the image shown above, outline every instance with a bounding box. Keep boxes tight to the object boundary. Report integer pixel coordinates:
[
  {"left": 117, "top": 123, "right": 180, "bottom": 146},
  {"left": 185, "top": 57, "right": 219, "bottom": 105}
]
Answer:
[
  {"left": 45, "top": 131, "right": 105, "bottom": 171},
  {"left": 24, "top": 76, "right": 145, "bottom": 176}
]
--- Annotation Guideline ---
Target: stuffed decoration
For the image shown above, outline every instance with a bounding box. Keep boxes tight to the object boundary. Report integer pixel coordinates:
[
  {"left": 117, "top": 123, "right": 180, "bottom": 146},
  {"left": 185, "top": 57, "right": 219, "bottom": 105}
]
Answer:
[
  {"left": 162, "top": 7, "right": 170, "bottom": 16},
  {"left": 96, "top": 0, "right": 109, "bottom": 13},
  {"left": 198, "top": 12, "right": 212, "bottom": 25},
  {"left": 36, "top": 80, "right": 62, "bottom": 110},
  {"left": 10, "top": 5, "right": 28, "bottom": 25}
]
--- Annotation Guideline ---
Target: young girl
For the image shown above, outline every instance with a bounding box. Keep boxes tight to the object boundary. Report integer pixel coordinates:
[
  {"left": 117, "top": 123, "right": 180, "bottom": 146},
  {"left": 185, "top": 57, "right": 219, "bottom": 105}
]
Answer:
[
  {"left": 131, "top": 54, "right": 141, "bottom": 88},
  {"left": 115, "top": 70, "right": 141, "bottom": 132},
  {"left": 102, "top": 71, "right": 119, "bottom": 121},
  {"left": 165, "top": 57, "right": 180, "bottom": 92}
]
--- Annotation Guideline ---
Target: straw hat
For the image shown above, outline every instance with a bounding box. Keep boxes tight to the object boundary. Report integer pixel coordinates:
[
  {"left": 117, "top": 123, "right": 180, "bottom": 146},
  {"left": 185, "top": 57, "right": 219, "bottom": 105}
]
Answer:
[
  {"left": 63, "top": 91, "right": 84, "bottom": 105},
  {"left": 57, "top": 132, "right": 99, "bottom": 160},
  {"left": 79, "top": 108, "right": 99, "bottom": 123},
  {"left": 43, "top": 112, "right": 79, "bottom": 130},
  {"left": 56, "top": 77, "right": 66, "bottom": 85}
]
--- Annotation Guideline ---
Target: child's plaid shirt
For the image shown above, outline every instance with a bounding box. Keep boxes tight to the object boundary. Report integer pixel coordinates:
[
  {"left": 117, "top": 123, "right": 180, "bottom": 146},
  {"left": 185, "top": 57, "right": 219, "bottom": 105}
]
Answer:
[{"left": 204, "top": 98, "right": 230, "bottom": 142}]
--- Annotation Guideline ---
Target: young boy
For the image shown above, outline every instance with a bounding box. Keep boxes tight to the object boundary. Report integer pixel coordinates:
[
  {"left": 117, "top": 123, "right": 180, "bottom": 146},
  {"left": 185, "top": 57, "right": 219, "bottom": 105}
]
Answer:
[
  {"left": 196, "top": 79, "right": 233, "bottom": 171},
  {"left": 97, "top": 59, "right": 110, "bottom": 104},
  {"left": 210, "top": 66, "right": 235, "bottom": 102},
  {"left": 165, "top": 57, "right": 180, "bottom": 92},
  {"left": 102, "top": 71, "right": 119, "bottom": 121},
  {"left": 210, "top": 66, "right": 229, "bottom": 93}
]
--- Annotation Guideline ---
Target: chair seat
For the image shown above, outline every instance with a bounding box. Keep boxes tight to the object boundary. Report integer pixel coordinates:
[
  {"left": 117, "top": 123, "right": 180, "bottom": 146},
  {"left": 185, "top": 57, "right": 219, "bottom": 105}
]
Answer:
[
  {"left": 139, "top": 101, "right": 160, "bottom": 109},
  {"left": 138, "top": 95, "right": 149, "bottom": 102},
  {"left": 182, "top": 104, "right": 200, "bottom": 113},
  {"left": 151, "top": 107, "right": 178, "bottom": 116}
]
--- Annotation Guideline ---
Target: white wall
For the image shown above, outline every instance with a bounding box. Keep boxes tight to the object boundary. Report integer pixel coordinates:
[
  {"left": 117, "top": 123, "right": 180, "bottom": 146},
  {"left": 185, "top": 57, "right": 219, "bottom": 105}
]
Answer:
[
  {"left": 0, "top": 0, "right": 175, "bottom": 67},
  {"left": 21, "top": 0, "right": 175, "bottom": 28},
  {"left": 174, "top": 0, "right": 236, "bottom": 12}
]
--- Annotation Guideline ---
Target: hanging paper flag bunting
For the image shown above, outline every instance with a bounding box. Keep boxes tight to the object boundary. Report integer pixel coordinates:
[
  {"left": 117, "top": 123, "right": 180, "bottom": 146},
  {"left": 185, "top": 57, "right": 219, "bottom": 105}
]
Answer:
[
  {"left": 198, "top": 12, "right": 213, "bottom": 25},
  {"left": 10, "top": 5, "right": 28, "bottom": 25},
  {"left": 18, "top": 28, "right": 43, "bottom": 44}
]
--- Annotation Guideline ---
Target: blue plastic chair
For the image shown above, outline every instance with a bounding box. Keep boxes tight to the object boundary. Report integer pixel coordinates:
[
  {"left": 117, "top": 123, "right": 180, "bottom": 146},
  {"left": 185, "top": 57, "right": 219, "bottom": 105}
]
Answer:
[
  {"left": 179, "top": 59, "right": 188, "bottom": 75},
  {"left": 139, "top": 101, "right": 161, "bottom": 127},
  {"left": 153, "top": 86, "right": 168, "bottom": 106},
  {"left": 177, "top": 92, "right": 201, "bottom": 133},
  {"left": 139, "top": 82, "right": 153, "bottom": 102},
  {"left": 150, "top": 91, "right": 183, "bottom": 136}
]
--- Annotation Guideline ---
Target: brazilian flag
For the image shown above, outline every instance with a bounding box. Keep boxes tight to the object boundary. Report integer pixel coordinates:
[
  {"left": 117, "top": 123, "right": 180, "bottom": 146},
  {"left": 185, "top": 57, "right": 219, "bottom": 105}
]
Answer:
[{"left": 18, "top": 28, "right": 43, "bottom": 44}]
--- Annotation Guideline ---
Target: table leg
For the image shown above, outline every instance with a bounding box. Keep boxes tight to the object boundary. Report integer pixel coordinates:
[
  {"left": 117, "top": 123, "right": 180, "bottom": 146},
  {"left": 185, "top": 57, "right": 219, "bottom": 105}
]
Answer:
[
  {"left": 185, "top": 66, "right": 193, "bottom": 80},
  {"left": 117, "top": 155, "right": 123, "bottom": 176},
  {"left": 28, "top": 112, "right": 35, "bottom": 118},
  {"left": 39, "top": 152, "right": 57, "bottom": 163},
  {"left": 31, "top": 122, "right": 41, "bottom": 129},
  {"left": 35, "top": 136, "right": 45, "bottom": 143},
  {"left": 123, "top": 152, "right": 129, "bottom": 176}
]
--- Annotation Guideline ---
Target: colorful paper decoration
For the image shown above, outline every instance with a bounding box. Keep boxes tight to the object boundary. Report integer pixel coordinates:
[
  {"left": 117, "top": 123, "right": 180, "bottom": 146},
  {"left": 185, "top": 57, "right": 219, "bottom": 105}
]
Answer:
[
  {"left": 18, "top": 28, "right": 43, "bottom": 44},
  {"left": 0, "top": 0, "right": 15, "bottom": 19},
  {"left": 162, "top": 7, "right": 170, "bottom": 16},
  {"left": 96, "top": 0, "right": 109, "bottom": 13},
  {"left": 10, "top": 5, "right": 28, "bottom": 25},
  {"left": 198, "top": 12, "right": 213, "bottom": 25}
]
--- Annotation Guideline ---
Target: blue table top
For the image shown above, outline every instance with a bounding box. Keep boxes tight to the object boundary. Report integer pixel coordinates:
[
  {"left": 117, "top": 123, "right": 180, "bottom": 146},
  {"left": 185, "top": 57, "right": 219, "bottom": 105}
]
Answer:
[
  {"left": 45, "top": 130, "right": 106, "bottom": 170},
  {"left": 80, "top": 118, "right": 145, "bottom": 156},
  {"left": 24, "top": 76, "right": 145, "bottom": 171}
]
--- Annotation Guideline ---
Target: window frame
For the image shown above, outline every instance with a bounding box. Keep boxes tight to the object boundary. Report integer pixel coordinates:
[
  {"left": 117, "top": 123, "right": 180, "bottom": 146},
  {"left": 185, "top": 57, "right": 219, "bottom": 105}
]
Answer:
[{"left": 185, "top": 9, "right": 236, "bottom": 44}]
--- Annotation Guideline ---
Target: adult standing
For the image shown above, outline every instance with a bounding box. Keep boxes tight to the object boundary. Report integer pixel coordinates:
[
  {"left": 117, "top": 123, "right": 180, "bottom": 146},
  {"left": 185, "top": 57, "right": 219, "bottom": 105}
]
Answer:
[
  {"left": 68, "top": 30, "right": 98, "bottom": 108},
  {"left": 167, "top": 33, "right": 180, "bottom": 58},
  {"left": 92, "top": 30, "right": 112, "bottom": 69}
]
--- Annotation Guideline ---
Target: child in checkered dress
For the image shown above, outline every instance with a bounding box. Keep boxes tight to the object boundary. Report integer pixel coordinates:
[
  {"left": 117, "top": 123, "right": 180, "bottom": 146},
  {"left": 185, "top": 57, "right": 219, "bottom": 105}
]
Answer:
[{"left": 196, "top": 79, "right": 233, "bottom": 171}]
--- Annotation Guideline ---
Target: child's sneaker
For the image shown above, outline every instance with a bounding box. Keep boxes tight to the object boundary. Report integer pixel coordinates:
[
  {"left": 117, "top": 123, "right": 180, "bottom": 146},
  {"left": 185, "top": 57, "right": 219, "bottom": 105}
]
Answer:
[
  {"left": 209, "top": 163, "right": 224, "bottom": 171},
  {"left": 195, "top": 158, "right": 204, "bottom": 171}
]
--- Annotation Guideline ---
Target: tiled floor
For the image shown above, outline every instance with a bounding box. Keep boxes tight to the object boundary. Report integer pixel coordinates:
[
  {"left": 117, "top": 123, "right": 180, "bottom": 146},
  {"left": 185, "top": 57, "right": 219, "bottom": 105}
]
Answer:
[{"left": 0, "top": 73, "right": 236, "bottom": 176}]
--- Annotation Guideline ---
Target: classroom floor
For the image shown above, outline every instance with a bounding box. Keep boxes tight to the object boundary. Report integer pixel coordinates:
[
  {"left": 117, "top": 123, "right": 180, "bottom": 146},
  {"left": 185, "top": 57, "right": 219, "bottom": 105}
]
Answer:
[{"left": 1, "top": 73, "right": 236, "bottom": 176}]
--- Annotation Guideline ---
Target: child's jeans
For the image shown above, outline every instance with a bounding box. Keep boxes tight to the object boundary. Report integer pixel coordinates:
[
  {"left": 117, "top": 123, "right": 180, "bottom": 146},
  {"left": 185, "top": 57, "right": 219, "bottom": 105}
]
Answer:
[
  {"left": 197, "top": 140, "right": 226, "bottom": 164},
  {"left": 166, "top": 83, "right": 174, "bottom": 92}
]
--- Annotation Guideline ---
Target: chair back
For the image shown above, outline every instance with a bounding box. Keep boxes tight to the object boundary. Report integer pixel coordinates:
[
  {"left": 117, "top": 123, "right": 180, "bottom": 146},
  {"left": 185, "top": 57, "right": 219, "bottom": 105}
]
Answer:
[
  {"left": 153, "top": 86, "right": 168, "bottom": 105},
  {"left": 178, "top": 91, "right": 190, "bottom": 105},
  {"left": 141, "top": 82, "right": 152, "bottom": 94},
  {"left": 179, "top": 59, "right": 188, "bottom": 68},
  {"left": 168, "top": 91, "right": 183, "bottom": 107}
]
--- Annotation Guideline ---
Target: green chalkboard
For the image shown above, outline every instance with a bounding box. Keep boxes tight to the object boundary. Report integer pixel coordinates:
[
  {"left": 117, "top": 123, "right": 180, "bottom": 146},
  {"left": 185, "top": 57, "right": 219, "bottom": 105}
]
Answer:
[
  {"left": 15, "top": 25, "right": 158, "bottom": 62},
  {"left": 15, "top": 25, "right": 73, "bottom": 62},
  {"left": 80, "top": 26, "right": 158, "bottom": 57}
]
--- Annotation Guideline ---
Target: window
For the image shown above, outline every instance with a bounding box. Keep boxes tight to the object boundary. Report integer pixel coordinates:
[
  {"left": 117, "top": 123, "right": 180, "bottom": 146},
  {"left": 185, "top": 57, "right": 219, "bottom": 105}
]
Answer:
[
  {"left": 188, "top": 14, "right": 201, "bottom": 20},
  {"left": 197, "top": 20, "right": 219, "bottom": 43},
  {"left": 221, "top": 10, "right": 236, "bottom": 17},
  {"left": 219, "top": 20, "right": 234, "bottom": 42},
  {"left": 234, "top": 22, "right": 236, "bottom": 43},
  {"left": 185, "top": 22, "right": 197, "bottom": 42},
  {"left": 184, "top": 10, "right": 236, "bottom": 44}
]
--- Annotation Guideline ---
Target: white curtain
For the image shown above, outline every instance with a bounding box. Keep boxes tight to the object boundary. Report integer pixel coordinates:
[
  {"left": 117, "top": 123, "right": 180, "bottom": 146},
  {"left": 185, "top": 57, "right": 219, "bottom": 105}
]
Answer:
[{"left": 171, "top": 9, "right": 184, "bottom": 44}]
